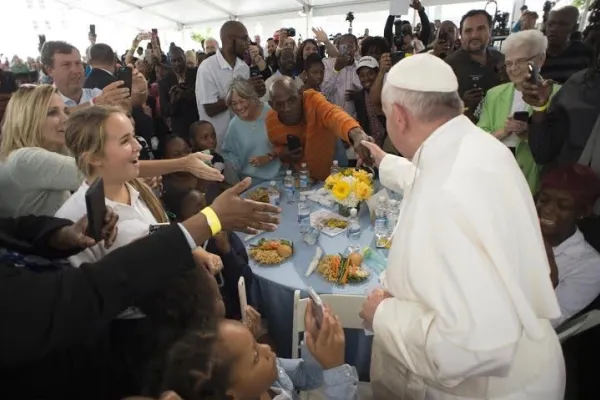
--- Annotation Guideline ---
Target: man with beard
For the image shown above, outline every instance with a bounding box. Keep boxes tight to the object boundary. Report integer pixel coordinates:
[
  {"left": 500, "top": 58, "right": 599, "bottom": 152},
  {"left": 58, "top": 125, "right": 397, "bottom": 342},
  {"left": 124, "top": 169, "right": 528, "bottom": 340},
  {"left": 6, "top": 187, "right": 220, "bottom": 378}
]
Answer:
[
  {"left": 41, "top": 41, "right": 130, "bottom": 111},
  {"left": 541, "top": 6, "right": 594, "bottom": 84},
  {"left": 196, "top": 21, "right": 266, "bottom": 149},
  {"left": 445, "top": 10, "right": 506, "bottom": 115},
  {"left": 159, "top": 46, "right": 199, "bottom": 138}
]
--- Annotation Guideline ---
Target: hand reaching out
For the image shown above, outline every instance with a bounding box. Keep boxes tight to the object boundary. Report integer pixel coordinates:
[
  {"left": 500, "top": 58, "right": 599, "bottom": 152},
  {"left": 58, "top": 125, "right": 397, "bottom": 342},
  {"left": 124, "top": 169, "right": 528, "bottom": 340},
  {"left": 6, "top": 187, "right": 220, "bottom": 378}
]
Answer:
[
  {"left": 192, "top": 247, "right": 223, "bottom": 275},
  {"left": 311, "top": 27, "right": 329, "bottom": 43},
  {"left": 184, "top": 152, "right": 224, "bottom": 181},
  {"left": 50, "top": 207, "right": 119, "bottom": 251}
]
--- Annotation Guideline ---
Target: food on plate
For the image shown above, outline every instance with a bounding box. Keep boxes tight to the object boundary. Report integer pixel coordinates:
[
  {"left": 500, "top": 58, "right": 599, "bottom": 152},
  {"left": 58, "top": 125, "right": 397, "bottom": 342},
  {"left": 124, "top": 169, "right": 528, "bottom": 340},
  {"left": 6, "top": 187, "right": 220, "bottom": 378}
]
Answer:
[
  {"left": 249, "top": 239, "right": 294, "bottom": 265},
  {"left": 321, "top": 218, "right": 348, "bottom": 230},
  {"left": 317, "top": 254, "right": 369, "bottom": 284},
  {"left": 248, "top": 187, "right": 270, "bottom": 203}
]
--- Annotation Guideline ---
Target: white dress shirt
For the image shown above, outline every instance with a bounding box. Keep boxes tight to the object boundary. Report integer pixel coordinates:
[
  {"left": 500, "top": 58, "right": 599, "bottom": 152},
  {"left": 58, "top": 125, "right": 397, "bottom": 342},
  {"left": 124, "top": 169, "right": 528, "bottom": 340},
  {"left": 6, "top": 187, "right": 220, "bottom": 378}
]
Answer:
[
  {"left": 320, "top": 58, "right": 362, "bottom": 117},
  {"left": 371, "top": 115, "right": 565, "bottom": 399},
  {"left": 55, "top": 181, "right": 162, "bottom": 319},
  {"left": 195, "top": 49, "right": 249, "bottom": 149},
  {"left": 59, "top": 88, "right": 102, "bottom": 107},
  {"left": 553, "top": 228, "right": 600, "bottom": 327}
]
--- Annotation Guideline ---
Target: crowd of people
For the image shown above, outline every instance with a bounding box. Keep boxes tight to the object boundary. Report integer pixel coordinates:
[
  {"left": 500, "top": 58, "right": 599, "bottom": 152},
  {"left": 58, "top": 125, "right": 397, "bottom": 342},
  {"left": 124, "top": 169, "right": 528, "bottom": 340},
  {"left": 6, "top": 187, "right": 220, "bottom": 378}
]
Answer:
[{"left": 1, "top": 0, "right": 600, "bottom": 398}]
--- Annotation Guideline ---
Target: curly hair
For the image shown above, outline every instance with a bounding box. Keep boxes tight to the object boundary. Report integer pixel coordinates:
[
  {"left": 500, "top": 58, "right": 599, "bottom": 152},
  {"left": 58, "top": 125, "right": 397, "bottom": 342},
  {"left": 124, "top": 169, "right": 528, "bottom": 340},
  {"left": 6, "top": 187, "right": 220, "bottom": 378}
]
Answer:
[
  {"left": 160, "top": 326, "right": 238, "bottom": 400},
  {"left": 139, "top": 265, "right": 223, "bottom": 397},
  {"left": 360, "top": 36, "right": 391, "bottom": 58}
]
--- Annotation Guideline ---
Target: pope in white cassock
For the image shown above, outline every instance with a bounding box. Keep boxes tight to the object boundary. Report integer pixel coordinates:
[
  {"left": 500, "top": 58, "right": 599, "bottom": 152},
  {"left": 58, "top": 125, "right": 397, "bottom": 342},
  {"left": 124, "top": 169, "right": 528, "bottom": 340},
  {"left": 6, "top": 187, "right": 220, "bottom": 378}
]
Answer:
[{"left": 358, "top": 54, "right": 565, "bottom": 399}]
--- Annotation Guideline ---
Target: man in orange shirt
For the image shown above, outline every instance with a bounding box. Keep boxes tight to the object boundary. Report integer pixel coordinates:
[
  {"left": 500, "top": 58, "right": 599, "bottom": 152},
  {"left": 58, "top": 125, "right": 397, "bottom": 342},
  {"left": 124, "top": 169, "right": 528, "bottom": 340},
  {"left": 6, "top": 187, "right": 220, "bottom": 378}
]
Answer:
[{"left": 266, "top": 76, "right": 372, "bottom": 180}]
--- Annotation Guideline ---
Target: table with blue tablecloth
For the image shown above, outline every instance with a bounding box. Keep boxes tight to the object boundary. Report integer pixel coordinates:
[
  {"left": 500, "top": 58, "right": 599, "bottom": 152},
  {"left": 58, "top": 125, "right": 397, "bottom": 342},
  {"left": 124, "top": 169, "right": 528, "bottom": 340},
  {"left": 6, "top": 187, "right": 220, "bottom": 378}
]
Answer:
[{"left": 246, "top": 182, "right": 383, "bottom": 379}]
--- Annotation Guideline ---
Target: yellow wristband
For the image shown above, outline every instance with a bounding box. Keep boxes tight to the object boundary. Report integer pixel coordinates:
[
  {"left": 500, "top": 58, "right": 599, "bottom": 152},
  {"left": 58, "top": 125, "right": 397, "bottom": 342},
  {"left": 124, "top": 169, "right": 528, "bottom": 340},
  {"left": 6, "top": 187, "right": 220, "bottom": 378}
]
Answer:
[
  {"left": 200, "top": 207, "right": 222, "bottom": 236},
  {"left": 533, "top": 103, "right": 549, "bottom": 112}
]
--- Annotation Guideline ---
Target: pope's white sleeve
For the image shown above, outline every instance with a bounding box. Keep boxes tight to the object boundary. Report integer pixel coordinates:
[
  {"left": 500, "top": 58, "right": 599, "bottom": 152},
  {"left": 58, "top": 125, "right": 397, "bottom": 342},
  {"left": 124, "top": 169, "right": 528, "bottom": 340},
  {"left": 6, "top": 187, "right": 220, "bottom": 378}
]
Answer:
[
  {"left": 378, "top": 154, "right": 416, "bottom": 194},
  {"left": 372, "top": 195, "right": 521, "bottom": 387}
]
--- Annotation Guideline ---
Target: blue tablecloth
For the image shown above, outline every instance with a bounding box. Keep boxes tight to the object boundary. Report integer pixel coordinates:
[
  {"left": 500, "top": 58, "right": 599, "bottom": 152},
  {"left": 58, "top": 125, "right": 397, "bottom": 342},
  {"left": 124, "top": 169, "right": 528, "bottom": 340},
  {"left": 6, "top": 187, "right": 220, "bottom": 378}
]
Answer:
[{"left": 247, "top": 182, "right": 381, "bottom": 379}]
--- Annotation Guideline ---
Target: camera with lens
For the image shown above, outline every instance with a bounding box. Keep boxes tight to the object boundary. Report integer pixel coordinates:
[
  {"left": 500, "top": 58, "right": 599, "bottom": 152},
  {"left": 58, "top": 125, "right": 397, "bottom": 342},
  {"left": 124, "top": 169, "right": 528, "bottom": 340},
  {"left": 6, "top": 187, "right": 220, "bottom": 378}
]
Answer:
[{"left": 282, "top": 27, "right": 296, "bottom": 37}]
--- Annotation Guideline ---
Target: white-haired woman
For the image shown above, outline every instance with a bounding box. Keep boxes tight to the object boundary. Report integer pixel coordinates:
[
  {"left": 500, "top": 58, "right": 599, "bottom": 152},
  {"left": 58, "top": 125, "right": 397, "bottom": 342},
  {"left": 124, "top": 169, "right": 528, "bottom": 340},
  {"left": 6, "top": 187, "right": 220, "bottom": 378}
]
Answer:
[
  {"left": 477, "top": 29, "right": 561, "bottom": 193},
  {"left": 221, "top": 77, "right": 282, "bottom": 183}
]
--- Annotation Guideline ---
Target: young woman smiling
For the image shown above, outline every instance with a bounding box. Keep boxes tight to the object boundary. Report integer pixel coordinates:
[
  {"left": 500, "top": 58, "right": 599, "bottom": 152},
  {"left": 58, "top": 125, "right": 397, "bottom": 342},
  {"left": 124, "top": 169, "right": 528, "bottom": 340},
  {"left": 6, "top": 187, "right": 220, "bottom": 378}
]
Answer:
[{"left": 0, "top": 85, "right": 223, "bottom": 218}]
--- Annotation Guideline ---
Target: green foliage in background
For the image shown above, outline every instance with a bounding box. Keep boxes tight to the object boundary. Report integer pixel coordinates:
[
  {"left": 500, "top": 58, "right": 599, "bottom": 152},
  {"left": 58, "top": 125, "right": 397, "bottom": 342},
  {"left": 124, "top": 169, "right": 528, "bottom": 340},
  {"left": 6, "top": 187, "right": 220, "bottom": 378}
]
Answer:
[
  {"left": 572, "top": 0, "right": 585, "bottom": 9},
  {"left": 191, "top": 28, "right": 213, "bottom": 45}
]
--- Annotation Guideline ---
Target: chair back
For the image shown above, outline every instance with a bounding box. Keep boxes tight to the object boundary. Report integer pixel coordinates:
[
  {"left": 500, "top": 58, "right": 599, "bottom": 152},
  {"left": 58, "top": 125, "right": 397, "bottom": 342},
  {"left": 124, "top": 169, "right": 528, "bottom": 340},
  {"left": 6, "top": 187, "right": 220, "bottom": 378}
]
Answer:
[
  {"left": 557, "top": 309, "right": 600, "bottom": 343},
  {"left": 292, "top": 290, "right": 365, "bottom": 358}
]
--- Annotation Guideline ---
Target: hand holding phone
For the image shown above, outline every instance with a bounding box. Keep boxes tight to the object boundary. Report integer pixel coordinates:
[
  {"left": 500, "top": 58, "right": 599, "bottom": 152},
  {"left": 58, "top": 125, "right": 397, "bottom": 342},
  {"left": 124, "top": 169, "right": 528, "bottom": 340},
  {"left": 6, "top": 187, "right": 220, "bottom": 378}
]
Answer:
[
  {"left": 116, "top": 66, "right": 133, "bottom": 92},
  {"left": 238, "top": 277, "right": 248, "bottom": 323},
  {"left": 85, "top": 178, "right": 106, "bottom": 242},
  {"left": 307, "top": 287, "right": 325, "bottom": 329},
  {"left": 513, "top": 111, "right": 529, "bottom": 122},
  {"left": 527, "top": 62, "right": 540, "bottom": 85},
  {"left": 287, "top": 134, "right": 302, "bottom": 152}
]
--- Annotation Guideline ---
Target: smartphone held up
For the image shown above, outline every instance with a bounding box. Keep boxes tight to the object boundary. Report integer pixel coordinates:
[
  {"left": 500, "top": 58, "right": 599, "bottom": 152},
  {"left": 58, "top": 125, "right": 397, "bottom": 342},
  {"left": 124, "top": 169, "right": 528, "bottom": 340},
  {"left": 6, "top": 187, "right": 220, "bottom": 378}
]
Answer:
[
  {"left": 307, "top": 287, "right": 325, "bottom": 329},
  {"left": 116, "top": 66, "right": 133, "bottom": 93}
]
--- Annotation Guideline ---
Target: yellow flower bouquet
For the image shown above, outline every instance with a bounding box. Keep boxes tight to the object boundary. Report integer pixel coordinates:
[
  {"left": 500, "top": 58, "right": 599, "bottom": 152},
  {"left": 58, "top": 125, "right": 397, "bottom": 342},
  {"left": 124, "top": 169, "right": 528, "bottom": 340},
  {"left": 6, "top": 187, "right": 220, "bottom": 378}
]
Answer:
[{"left": 324, "top": 168, "right": 374, "bottom": 215}]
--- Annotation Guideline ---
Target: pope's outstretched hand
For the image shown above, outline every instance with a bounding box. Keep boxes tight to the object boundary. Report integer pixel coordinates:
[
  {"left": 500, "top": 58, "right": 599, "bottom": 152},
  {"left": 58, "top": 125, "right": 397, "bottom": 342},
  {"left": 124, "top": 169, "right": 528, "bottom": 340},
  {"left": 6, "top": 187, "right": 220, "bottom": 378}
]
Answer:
[{"left": 359, "top": 140, "right": 387, "bottom": 168}]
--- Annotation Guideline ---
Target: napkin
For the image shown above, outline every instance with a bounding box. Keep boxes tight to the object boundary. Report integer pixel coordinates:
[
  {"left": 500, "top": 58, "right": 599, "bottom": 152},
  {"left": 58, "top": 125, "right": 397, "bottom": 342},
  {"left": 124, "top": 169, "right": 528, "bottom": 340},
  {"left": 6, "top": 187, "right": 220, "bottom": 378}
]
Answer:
[{"left": 305, "top": 247, "right": 323, "bottom": 277}]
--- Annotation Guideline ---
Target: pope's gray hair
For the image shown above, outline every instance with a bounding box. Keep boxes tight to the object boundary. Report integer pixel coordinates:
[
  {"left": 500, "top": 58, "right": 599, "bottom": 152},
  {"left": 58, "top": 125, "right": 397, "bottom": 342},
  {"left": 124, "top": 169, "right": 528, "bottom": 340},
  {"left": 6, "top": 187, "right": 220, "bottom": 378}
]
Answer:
[
  {"left": 381, "top": 85, "right": 463, "bottom": 121},
  {"left": 502, "top": 29, "right": 548, "bottom": 58},
  {"left": 225, "top": 76, "right": 260, "bottom": 107}
]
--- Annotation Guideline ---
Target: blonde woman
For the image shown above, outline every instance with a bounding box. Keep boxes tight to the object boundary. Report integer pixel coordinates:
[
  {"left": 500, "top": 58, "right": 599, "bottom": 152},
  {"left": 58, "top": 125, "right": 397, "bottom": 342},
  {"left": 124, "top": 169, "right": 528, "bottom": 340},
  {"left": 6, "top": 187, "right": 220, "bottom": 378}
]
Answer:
[{"left": 0, "top": 85, "right": 225, "bottom": 218}]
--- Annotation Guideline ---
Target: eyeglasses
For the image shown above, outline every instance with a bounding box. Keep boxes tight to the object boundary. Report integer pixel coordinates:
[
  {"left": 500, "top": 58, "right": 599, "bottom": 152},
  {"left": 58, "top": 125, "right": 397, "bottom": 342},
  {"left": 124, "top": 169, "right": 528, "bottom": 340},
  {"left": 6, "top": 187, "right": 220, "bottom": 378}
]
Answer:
[{"left": 504, "top": 54, "right": 538, "bottom": 69}]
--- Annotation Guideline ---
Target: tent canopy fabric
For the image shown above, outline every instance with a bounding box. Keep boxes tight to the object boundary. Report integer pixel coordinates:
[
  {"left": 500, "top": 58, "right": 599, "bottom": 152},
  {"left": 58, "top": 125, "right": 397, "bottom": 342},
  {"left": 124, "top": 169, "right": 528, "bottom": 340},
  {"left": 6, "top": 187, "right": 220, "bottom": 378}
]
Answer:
[{"left": 56, "top": 0, "right": 469, "bottom": 30}]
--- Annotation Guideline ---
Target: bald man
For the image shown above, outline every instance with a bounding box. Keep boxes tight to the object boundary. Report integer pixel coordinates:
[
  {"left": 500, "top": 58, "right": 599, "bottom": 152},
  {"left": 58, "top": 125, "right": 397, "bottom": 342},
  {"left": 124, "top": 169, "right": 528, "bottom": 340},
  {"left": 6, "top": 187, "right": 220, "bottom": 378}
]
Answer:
[
  {"left": 196, "top": 21, "right": 266, "bottom": 148},
  {"left": 542, "top": 6, "right": 594, "bottom": 84},
  {"left": 265, "top": 76, "right": 372, "bottom": 180}
]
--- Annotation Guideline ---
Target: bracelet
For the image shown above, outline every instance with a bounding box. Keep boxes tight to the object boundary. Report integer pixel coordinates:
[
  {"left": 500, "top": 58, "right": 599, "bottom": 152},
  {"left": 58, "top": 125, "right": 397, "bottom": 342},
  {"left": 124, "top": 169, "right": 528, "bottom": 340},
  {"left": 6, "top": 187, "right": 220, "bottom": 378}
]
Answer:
[
  {"left": 200, "top": 207, "right": 222, "bottom": 236},
  {"left": 532, "top": 102, "right": 549, "bottom": 112}
]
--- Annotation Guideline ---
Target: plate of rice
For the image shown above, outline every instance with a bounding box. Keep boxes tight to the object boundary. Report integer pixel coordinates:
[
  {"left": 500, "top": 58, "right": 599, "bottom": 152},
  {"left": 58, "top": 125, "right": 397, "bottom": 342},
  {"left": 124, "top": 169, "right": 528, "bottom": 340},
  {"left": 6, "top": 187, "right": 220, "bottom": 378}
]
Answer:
[
  {"left": 317, "top": 253, "right": 369, "bottom": 285},
  {"left": 249, "top": 238, "right": 294, "bottom": 265}
]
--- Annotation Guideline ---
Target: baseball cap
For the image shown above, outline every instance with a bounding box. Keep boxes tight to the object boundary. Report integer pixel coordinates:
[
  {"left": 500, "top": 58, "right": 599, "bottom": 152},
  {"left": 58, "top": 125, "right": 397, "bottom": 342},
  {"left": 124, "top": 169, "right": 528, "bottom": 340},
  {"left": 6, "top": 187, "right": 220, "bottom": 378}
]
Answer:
[{"left": 356, "top": 56, "right": 379, "bottom": 73}]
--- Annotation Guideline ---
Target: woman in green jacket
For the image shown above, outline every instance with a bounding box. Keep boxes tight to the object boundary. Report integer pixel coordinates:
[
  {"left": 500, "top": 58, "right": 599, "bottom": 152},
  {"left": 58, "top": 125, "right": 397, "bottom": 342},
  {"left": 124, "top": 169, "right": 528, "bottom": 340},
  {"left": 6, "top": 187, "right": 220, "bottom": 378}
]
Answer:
[{"left": 477, "top": 29, "right": 561, "bottom": 193}]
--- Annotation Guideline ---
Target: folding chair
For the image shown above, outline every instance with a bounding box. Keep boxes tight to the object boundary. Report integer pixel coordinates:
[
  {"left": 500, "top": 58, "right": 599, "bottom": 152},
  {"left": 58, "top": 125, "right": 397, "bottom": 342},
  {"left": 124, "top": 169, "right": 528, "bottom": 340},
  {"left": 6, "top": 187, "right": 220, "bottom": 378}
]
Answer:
[
  {"left": 557, "top": 309, "right": 600, "bottom": 343},
  {"left": 292, "top": 290, "right": 372, "bottom": 400}
]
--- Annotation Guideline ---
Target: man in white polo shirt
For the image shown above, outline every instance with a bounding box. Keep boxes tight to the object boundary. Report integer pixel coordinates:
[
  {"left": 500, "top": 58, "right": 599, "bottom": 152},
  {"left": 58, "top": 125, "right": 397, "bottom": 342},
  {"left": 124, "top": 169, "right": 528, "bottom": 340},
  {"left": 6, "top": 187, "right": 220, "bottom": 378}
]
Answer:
[
  {"left": 41, "top": 41, "right": 130, "bottom": 112},
  {"left": 196, "top": 21, "right": 266, "bottom": 149}
]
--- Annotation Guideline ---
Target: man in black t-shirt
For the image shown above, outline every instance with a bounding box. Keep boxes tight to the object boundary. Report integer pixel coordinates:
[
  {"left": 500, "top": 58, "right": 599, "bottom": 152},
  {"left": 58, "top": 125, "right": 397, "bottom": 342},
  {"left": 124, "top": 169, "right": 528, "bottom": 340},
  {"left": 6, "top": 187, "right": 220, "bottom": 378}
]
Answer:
[
  {"left": 542, "top": 6, "right": 594, "bottom": 84},
  {"left": 445, "top": 10, "right": 506, "bottom": 114}
]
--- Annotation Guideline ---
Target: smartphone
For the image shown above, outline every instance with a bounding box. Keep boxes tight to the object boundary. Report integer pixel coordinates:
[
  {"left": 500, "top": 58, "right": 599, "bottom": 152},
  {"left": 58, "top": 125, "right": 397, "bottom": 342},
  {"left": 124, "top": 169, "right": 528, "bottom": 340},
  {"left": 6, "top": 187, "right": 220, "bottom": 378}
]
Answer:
[
  {"left": 287, "top": 134, "right": 302, "bottom": 152},
  {"left": 250, "top": 66, "right": 261, "bottom": 78},
  {"left": 90, "top": 24, "right": 96, "bottom": 35},
  {"left": 513, "top": 111, "right": 529, "bottom": 122},
  {"left": 339, "top": 44, "right": 348, "bottom": 56},
  {"left": 149, "top": 222, "right": 170, "bottom": 234},
  {"left": 85, "top": 177, "right": 106, "bottom": 242},
  {"left": 238, "top": 277, "right": 248, "bottom": 323},
  {"left": 307, "top": 287, "right": 325, "bottom": 329},
  {"left": 527, "top": 62, "right": 540, "bottom": 85},
  {"left": 116, "top": 66, "right": 133, "bottom": 92}
]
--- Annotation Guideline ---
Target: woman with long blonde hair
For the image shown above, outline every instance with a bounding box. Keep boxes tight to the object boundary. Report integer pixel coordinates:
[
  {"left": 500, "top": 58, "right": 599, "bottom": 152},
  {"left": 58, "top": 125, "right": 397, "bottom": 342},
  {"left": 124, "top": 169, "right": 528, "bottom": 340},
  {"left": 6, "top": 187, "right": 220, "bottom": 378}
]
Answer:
[
  {"left": 0, "top": 86, "right": 225, "bottom": 218},
  {"left": 0, "top": 85, "right": 79, "bottom": 217}
]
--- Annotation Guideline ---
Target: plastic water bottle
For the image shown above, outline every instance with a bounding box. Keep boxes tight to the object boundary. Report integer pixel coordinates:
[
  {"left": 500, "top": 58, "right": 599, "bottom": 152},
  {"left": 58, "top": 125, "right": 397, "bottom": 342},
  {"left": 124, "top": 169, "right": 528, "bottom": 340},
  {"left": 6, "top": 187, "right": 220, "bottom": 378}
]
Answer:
[
  {"left": 330, "top": 160, "right": 340, "bottom": 175},
  {"left": 297, "top": 195, "right": 311, "bottom": 233},
  {"left": 386, "top": 199, "right": 399, "bottom": 233},
  {"left": 374, "top": 197, "right": 389, "bottom": 247},
  {"left": 284, "top": 170, "right": 295, "bottom": 204},
  {"left": 299, "top": 163, "right": 310, "bottom": 191},
  {"left": 347, "top": 208, "right": 361, "bottom": 241},
  {"left": 267, "top": 181, "right": 280, "bottom": 206}
]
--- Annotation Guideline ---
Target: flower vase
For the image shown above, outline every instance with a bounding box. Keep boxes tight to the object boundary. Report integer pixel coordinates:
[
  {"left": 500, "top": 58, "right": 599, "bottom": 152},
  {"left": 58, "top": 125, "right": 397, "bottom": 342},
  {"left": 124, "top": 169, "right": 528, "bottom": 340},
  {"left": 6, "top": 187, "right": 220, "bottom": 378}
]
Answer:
[{"left": 338, "top": 203, "right": 360, "bottom": 218}]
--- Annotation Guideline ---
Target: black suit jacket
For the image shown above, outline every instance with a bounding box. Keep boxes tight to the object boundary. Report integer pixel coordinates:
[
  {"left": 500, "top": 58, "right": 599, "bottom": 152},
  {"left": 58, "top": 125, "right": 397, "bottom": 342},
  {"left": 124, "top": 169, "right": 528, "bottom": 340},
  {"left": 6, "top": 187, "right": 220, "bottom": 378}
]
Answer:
[
  {"left": 84, "top": 68, "right": 116, "bottom": 90},
  {"left": 0, "top": 218, "right": 195, "bottom": 399}
]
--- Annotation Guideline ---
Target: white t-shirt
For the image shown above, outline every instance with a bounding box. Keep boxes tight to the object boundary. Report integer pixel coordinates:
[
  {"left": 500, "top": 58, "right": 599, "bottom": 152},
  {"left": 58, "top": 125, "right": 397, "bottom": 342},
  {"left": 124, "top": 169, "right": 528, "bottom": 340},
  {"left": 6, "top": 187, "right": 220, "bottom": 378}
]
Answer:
[
  {"left": 195, "top": 50, "right": 249, "bottom": 150},
  {"left": 503, "top": 89, "right": 529, "bottom": 148},
  {"left": 553, "top": 229, "right": 600, "bottom": 328},
  {"left": 55, "top": 181, "right": 161, "bottom": 319}
]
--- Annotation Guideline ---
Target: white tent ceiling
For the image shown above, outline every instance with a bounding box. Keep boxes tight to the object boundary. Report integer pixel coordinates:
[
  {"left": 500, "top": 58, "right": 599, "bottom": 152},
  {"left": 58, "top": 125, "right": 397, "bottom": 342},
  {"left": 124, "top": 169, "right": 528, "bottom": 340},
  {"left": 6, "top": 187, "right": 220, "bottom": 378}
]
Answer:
[{"left": 53, "top": 0, "right": 473, "bottom": 31}]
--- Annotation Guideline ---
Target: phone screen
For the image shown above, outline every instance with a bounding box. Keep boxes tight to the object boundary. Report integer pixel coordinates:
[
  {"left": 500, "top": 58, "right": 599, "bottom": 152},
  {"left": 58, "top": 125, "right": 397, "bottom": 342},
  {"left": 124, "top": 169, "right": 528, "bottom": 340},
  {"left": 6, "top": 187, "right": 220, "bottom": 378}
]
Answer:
[
  {"left": 287, "top": 135, "right": 302, "bottom": 152},
  {"left": 116, "top": 66, "right": 133, "bottom": 92},
  {"left": 85, "top": 177, "right": 106, "bottom": 242},
  {"left": 339, "top": 44, "right": 348, "bottom": 56},
  {"left": 513, "top": 111, "right": 529, "bottom": 122},
  {"left": 527, "top": 63, "right": 540, "bottom": 84}
]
